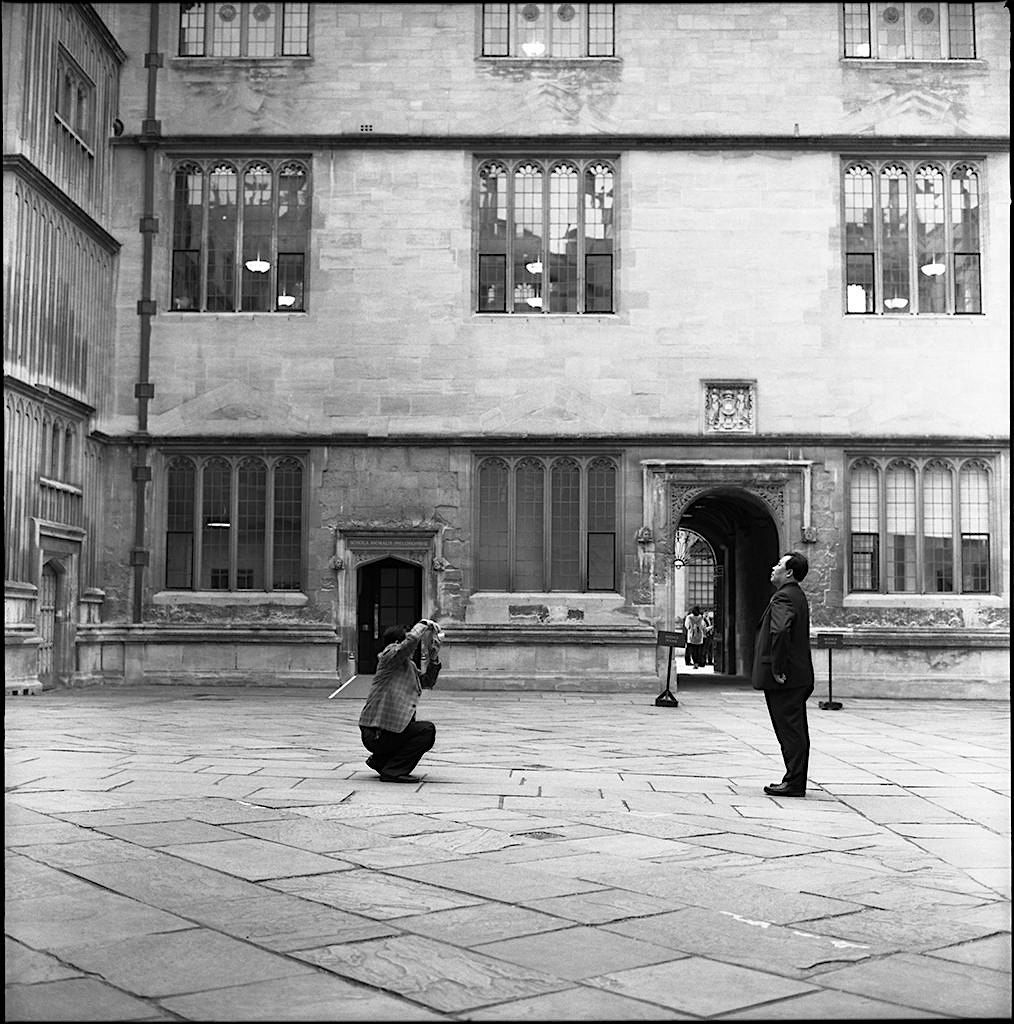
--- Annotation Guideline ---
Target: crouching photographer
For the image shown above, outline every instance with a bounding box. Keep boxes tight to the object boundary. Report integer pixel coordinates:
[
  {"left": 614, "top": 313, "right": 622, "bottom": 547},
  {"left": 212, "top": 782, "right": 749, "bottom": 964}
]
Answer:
[{"left": 359, "top": 618, "right": 442, "bottom": 783}]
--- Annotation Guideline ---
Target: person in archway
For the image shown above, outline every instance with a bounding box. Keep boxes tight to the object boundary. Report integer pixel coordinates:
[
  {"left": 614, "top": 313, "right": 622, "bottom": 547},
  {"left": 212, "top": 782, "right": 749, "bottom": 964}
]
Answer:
[
  {"left": 752, "top": 552, "right": 815, "bottom": 798},
  {"left": 684, "top": 606, "right": 707, "bottom": 668},
  {"left": 359, "top": 618, "right": 440, "bottom": 783}
]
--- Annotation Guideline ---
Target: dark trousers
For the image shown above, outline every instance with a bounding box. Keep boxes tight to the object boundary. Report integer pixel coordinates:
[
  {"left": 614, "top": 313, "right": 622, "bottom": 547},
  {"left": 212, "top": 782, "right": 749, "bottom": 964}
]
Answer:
[
  {"left": 685, "top": 642, "right": 705, "bottom": 667},
  {"left": 764, "top": 685, "right": 813, "bottom": 791},
  {"left": 361, "top": 719, "right": 435, "bottom": 778}
]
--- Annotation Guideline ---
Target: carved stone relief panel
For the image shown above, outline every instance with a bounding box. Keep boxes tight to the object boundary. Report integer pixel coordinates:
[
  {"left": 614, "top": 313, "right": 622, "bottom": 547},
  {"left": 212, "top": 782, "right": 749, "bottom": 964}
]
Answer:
[{"left": 703, "top": 381, "right": 757, "bottom": 434}]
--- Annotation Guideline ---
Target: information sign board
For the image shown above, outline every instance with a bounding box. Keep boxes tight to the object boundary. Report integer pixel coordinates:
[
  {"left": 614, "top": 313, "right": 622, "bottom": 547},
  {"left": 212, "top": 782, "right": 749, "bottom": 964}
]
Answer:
[{"left": 656, "top": 630, "right": 684, "bottom": 647}]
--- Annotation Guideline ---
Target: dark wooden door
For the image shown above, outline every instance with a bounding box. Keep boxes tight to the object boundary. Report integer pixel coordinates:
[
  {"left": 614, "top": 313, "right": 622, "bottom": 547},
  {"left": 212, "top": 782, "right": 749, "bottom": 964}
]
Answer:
[{"left": 356, "top": 558, "right": 422, "bottom": 673}]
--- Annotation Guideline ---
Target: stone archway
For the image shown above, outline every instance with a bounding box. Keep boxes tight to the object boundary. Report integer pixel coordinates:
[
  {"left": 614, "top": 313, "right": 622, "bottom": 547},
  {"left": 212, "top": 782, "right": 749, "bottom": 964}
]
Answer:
[
  {"left": 640, "top": 459, "right": 814, "bottom": 678},
  {"left": 676, "top": 488, "right": 779, "bottom": 677}
]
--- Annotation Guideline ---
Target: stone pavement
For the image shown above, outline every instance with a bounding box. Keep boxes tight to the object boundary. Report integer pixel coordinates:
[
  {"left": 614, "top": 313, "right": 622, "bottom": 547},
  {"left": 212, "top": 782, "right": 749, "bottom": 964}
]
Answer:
[{"left": 5, "top": 678, "right": 1011, "bottom": 1021}]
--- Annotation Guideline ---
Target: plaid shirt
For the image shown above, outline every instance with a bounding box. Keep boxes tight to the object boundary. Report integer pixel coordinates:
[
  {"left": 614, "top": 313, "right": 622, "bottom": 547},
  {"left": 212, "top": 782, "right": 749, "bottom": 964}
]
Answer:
[{"left": 358, "top": 621, "right": 428, "bottom": 733}]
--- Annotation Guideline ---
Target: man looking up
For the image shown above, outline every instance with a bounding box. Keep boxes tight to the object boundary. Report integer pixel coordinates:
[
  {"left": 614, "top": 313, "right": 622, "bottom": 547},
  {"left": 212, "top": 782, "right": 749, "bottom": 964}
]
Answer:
[{"left": 752, "top": 552, "right": 815, "bottom": 798}]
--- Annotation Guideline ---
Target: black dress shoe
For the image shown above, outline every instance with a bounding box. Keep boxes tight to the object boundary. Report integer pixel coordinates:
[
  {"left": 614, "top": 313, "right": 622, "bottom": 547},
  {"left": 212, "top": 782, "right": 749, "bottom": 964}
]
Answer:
[
  {"left": 764, "top": 782, "right": 806, "bottom": 797},
  {"left": 365, "top": 756, "right": 382, "bottom": 774},
  {"left": 379, "top": 773, "right": 420, "bottom": 783}
]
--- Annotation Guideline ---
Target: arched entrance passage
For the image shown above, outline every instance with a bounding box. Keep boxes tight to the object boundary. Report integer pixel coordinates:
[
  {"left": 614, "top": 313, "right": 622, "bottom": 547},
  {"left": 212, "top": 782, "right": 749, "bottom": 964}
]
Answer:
[
  {"left": 677, "top": 488, "right": 779, "bottom": 677},
  {"left": 355, "top": 557, "right": 423, "bottom": 673}
]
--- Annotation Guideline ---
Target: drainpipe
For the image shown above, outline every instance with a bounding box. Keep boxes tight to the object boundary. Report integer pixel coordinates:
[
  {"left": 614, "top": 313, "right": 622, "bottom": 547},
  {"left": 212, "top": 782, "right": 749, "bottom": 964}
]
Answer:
[{"left": 130, "top": 3, "right": 162, "bottom": 622}]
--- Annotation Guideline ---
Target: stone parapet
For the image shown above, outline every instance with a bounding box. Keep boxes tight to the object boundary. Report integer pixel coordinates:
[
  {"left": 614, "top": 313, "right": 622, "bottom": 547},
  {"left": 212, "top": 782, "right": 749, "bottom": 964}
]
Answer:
[
  {"left": 73, "top": 623, "right": 340, "bottom": 687},
  {"left": 436, "top": 623, "right": 658, "bottom": 692}
]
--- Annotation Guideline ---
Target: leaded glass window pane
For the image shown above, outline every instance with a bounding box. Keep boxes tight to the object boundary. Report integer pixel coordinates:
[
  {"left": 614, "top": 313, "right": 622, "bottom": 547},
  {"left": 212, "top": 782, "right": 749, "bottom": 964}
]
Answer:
[
  {"left": 886, "top": 463, "right": 916, "bottom": 592},
  {"left": 206, "top": 163, "right": 238, "bottom": 311},
  {"left": 273, "top": 458, "right": 303, "bottom": 589},
  {"left": 179, "top": 3, "right": 207, "bottom": 55},
  {"left": 911, "top": 3, "right": 941, "bottom": 59},
  {"left": 172, "top": 163, "right": 203, "bottom": 312},
  {"left": 876, "top": 3, "right": 907, "bottom": 58},
  {"left": 241, "top": 163, "right": 273, "bottom": 312},
  {"left": 482, "top": 3, "right": 510, "bottom": 55},
  {"left": 850, "top": 463, "right": 880, "bottom": 591},
  {"left": 518, "top": 2, "right": 547, "bottom": 56},
  {"left": 515, "top": 459, "right": 545, "bottom": 589},
  {"left": 923, "top": 462, "right": 953, "bottom": 592},
  {"left": 202, "top": 458, "right": 232, "bottom": 589},
  {"left": 213, "top": 2, "right": 242, "bottom": 57},
  {"left": 281, "top": 3, "right": 310, "bottom": 54},
  {"left": 959, "top": 463, "right": 989, "bottom": 593},
  {"left": 952, "top": 166, "right": 981, "bottom": 313},
  {"left": 851, "top": 462, "right": 879, "bottom": 532},
  {"left": 947, "top": 2, "right": 975, "bottom": 57},
  {"left": 880, "top": 165, "right": 910, "bottom": 312},
  {"left": 587, "top": 3, "right": 614, "bottom": 55},
  {"left": 843, "top": 2, "right": 872, "bottom": 55},
  {"left": 550, "top": 458, "right": 581, "bottom": 589},
  {"left": 247, "top": 2, "right": 276, "bottom": 57},
  {"left": 587, "top": 458, "right": 616, "bottom": 590},
  {"left": 552, "top": 3, "right": 582, "bottom": 57},
  {"left": 166, "top": 458, "right": 195, "bottom": 588},
  {"left": 513, "top": 164, "right": 544, "bottom": 311},
  {"left": 915, "top": 165, "right": 946, "bottom": 313},
  {"left": 236, "top": 458, "right": 266, "bottom": 589},
  {"left": 845, "top": 165, "right": 875, "bottom": 313},
  {"left": 477, "top": 459, "right": 509, "bottom": 590},
  {"left": 584, "top": 163, "right": 613, "bottom": 312},
  {"left": 550, "top": 164, "right": 578, "bottom": 313}
]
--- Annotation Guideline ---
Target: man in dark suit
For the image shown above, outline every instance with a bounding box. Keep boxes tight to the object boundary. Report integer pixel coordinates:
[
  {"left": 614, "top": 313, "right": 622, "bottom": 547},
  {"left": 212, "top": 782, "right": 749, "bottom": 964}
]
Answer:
[{"left": 752, "top": 551, "right": 815, "bottom": 797}]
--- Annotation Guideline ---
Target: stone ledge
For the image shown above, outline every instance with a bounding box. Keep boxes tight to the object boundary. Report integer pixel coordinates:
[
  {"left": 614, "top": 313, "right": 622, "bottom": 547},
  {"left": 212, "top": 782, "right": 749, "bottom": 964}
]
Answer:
[
  {"left": 76, "top": 624, "right": 339, "bottom": 644},
  {"left": 442, "top": 624, "right": 657, "bottom": 646},
  {"left": 816, "top": 628, "right": 1009, "bottom": 649}
]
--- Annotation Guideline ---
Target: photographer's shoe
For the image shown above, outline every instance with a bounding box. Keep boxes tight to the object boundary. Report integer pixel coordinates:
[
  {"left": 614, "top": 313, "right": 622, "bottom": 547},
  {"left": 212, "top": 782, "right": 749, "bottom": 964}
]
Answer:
[{"left": 379, "top": 773, "right": 420, "bottom": 783}]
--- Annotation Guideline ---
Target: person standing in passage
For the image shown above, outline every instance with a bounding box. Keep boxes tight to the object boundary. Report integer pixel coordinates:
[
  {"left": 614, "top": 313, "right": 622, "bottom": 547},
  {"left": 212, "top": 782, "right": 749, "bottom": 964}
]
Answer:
[
  {"left": 684, "top": 606, "right": 707, "bottom": 668},
  {"left": 703, "top": 610, "right": 715, "bottom": 666},
  {"left": 359, "top": 619, "right": 439, "bottom": 783},
  {"left": 752, "top": 552, "right": 815, "bottom": 797}
]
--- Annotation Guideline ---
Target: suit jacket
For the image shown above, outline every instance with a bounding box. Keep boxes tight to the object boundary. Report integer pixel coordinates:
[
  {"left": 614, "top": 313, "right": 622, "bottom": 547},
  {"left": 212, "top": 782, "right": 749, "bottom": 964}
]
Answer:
[{"left": 751, "top": 581, "right": 814, "bottom": 691}]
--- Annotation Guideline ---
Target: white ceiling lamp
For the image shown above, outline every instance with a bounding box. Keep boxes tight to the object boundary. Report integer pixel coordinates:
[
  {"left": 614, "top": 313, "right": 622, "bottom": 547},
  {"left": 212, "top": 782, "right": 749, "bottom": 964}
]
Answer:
[
  {"left": 525, "top": 260, "right": 543, "bottom": 275},
  {"left": 884, "top": 297, "right": 909, "bottom": 310},
  {"left": 277, "top": 294, "right": 296, "bottom": 307},
  {"left": 245, "top": 255, "right": 270, "bottom": 273},
  {"left": 920, "top": 260, "right": 946, "bottom": 276}
]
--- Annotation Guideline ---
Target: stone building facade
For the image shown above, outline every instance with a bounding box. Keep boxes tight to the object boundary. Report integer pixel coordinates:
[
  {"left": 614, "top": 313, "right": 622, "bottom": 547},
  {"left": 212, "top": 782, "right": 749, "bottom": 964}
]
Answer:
[{"left": 4, "top": 2, "right": 1009, "bottom": 697}]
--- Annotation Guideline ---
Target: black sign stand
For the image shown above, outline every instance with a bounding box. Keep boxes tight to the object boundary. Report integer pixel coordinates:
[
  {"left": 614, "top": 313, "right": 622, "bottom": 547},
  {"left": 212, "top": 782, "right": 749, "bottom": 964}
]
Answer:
[
  {"left": 654, "top": 630, "right": 680, "bottom": 707},
  {"left": 816, "top": 632, "right": 844, "bottom": 710}
]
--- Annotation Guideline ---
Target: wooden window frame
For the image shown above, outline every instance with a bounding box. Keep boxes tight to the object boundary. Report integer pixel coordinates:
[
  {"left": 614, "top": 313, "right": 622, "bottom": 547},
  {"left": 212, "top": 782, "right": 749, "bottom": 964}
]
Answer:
[
  {"left": 474, "top": 453, "right": 619, "bottom": 592},
  {"left": 474, "top": 156, "right": 617, "bottom": 315},
  {"left": 842, "top": 3, "right": 977, "bottom": 60},
  {"left": 178, "top": 2, "right": 311, "bottom": 58},
  {"left": 163, "top": 453, "right": 307, "bottom": 593},
  {"left": 845, "top": 455, "right": 996, "bottom": 595},
  {"left": 481, "top": 3, "right": 615, "bottom": 59},
  {"left": 170, "top": 156, "right": 310, "bottom": 313},
  {"left": 842, "top": 158, "right": 983, "bottom": 316}
]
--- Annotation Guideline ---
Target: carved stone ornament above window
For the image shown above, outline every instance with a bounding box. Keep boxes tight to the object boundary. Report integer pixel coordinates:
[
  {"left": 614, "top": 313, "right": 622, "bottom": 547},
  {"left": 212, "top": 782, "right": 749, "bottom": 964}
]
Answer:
[{"left": 703, "top": 381, "right": 756, "bottom": 435}]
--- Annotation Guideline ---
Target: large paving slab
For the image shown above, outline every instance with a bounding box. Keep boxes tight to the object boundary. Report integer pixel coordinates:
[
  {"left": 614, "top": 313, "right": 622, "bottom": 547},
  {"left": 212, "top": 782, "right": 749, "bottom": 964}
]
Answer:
[{"left": 5, "top": 685, "right": 1010, "bottom": 1021}]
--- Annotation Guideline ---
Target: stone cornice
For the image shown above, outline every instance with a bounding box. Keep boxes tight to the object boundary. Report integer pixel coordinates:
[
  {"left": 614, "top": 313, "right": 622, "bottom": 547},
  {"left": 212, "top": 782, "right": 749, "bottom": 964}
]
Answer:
[
  {"left": 110, "top": 134, "right": 1011, "bottom": 155},
  {"left": 95, "top": 433, "right": 1011, "bottom": 450}
]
